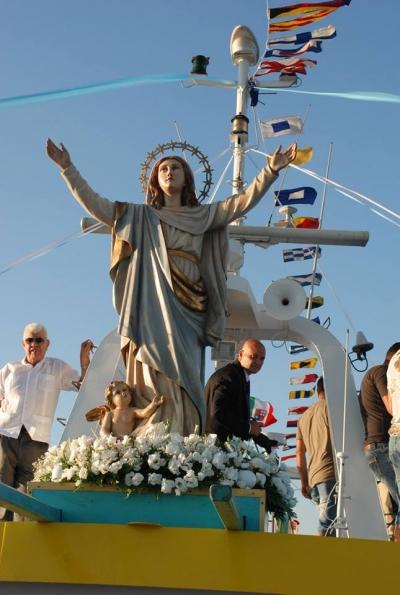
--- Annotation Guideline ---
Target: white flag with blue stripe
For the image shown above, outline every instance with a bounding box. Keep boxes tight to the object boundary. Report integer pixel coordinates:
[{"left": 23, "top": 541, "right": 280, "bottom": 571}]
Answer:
[
  {"left": 260, "top": 115, "right": 303, "bottom": 139},
  {"left": 267, "top": 25, "right": 336, "bottom": 46},
  {"left": 287, "top": 273, "right": 322, "bottom": 287}
]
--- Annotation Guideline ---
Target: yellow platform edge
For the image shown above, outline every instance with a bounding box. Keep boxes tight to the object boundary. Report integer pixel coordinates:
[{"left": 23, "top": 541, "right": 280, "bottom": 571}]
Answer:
[{"left": 0, "top": 522, "right": 398, "bottom": 595}]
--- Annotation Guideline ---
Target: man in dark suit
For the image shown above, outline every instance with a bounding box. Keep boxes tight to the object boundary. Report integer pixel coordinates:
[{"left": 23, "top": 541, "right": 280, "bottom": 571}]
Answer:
[{"left": 205, "top": 339, "right": 278, "bottom": 453}]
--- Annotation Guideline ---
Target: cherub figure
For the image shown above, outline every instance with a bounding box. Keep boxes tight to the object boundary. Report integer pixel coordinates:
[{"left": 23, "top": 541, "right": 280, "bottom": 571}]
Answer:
[{"left": 85, "top": 380, "right": 164, "bottom": 439}]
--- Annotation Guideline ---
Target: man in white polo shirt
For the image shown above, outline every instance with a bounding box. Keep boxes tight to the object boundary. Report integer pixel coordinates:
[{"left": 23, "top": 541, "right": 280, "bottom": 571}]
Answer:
[{"left": 0, "top": 322, "right": 93, "bottom": 519}]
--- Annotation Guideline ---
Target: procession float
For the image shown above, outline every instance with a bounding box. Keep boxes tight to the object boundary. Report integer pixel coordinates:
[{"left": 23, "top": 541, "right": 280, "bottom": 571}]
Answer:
[{"left": 0, "top": 1, "right": 399, "bottom": 593}]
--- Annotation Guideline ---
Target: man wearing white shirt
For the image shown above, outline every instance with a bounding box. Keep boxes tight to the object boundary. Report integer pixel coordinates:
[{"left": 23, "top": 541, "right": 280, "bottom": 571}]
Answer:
[
  {"left": 0, "top": 322, "right": 93, "bottom": 519},
  {"left": 388, "top": 348, "right": 400, "bottom": 541}
]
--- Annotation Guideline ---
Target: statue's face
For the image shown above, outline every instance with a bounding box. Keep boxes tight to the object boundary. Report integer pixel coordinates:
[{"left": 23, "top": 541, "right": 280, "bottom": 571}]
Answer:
[
  {"left": 157, "top": 158, "right": 185, "bottom": 199},
  {"left": 111, "top": 384, "right": 132, "bottom": 408}
]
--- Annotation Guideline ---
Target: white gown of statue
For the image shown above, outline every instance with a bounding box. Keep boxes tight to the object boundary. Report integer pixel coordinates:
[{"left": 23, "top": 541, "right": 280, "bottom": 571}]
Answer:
[{"left": 61, "top": 163, "right": 277, "bottom": 434}]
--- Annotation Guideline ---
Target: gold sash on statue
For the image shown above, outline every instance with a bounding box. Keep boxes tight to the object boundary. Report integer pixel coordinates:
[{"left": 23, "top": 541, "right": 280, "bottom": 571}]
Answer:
[{"left": 168, "top": 249, "right": 208, "bottom": 313}]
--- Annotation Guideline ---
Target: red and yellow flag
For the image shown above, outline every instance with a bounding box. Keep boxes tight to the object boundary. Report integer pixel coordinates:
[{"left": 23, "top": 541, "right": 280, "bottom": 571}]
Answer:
[
  {"left": 269, "top": 1, "right": 351, "bottom": 33},
  {"left": 269, "top": 1, "right": 351, "bottom": 20},
  {"left": 292, "top": 216, "right": 319, "bottom": 229}
]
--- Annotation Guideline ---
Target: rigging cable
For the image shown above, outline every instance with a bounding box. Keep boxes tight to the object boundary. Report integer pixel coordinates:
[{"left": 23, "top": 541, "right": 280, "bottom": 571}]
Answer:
[
  {"left": 0, "top": 221, "right": 103, "bottom": 278},
  {"left": 207, "top": 153, "right": 234, "bottom": 204},
  {"left": 313, "top": 262, "right": 356, "bottom": 333},
  {"left": 251, "top": 148, "right": 400, "bottom": 227}
]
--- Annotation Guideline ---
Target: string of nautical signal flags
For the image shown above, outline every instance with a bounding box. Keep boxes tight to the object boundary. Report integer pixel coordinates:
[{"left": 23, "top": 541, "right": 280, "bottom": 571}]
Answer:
[
  {"left": 258, "top": 111, "right": 326, "bottom": 451},
  {"left": 253, "top": 0, "right": 352, "bottom": 80},
  {"left": 283, "top": 243, "right": 324, "bottom": 442},
  {"left": 269, "top": 146, "right": 325, "bottom": 450},
  {"left": 253, "top": 0, "right": 349, "bottom": 461},
  {"left": 274, "top": 148, "right": 326, "bottom": 457}
]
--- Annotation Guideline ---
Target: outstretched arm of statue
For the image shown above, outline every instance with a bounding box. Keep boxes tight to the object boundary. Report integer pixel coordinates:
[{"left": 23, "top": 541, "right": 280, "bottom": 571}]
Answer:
[
  {"left": 46, "top": 138, "right": 116, "bottom": 227},
  {"left": 210, "top": 143, "right": 297, "bottom": 228},
  {"left": 134, "top": 395, "right": 164, "bottom": 419}
]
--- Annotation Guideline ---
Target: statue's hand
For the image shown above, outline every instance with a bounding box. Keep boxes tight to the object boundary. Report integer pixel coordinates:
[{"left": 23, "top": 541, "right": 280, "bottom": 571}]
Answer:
[
  {"left": 268, "top": 143, "right": 297, "bottom": 174},
  {"left": 46, "top": 138, "right": 72, "bottom": 170},
  {"left": 152, "top": 395, "right": 164, "bottom": 408}
]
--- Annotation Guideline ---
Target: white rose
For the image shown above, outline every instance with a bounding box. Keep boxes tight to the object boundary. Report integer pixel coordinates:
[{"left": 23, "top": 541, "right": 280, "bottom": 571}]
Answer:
[
  {"left": 161, "top": 479, "right": 175, "bottom": 494},
  {"left": 165, "top": 442, "right": 181, "bottom": 456},
  {"left": 212, "top": 452, "right": 227, "bottom": 470},
  {"left": 148, "top": 473, "right": 162, "bottom": 486},
  {"left": 124, "top": 472, "right": 144, "bottom": 487},
  {"left": 120, "top": 435, "right": 131, "bottom": 447},
  {"left": 51, "top": 464, "right": 63, "bottom": 482},
  {"left": 201, "top": 462, "right": 215, "bottom": 478},
  {"left": 220, "top": 479, "right": 234, "bottom": 486},
  {"left": 223, "top": 467, "right": 239, "bottom": 482},
  {"left": 174, "top": 477, "right": 188, "bottom": 495},
  {"left": 109, "top": 461, "right": 123, "bottom": 474},
  {"left": 250, "top": 457, "right": 267, "bottom": 472},
  {"left": 148, "top": 453, "right": 166, "bottom": 470},
  {"left": 78, "top": 467, "right": 88, "bottom": 480},
  {"left": 237, "top": 470, "right": 257, "bottom": 488},
  {"left": 255, "top": 472, "right": 266, "bottom": 487},
  {"left": 183, "top": 469, "right": 198, "bottom": 488},
  {"left": 168, "top": 457, "right": 181, "bottom": 475},
  {"left": 204, "top": 434, "right": 218, "bottom": 447}
]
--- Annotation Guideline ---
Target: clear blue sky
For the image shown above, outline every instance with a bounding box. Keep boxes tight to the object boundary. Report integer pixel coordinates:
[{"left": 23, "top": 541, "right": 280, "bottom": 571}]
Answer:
[{"left": 1, "top": 0, "right": 399, "bottom": 534}]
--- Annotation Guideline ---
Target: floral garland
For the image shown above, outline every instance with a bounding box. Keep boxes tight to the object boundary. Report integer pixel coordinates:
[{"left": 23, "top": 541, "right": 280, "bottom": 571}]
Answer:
[{"left": 33, "top": 423, "right": 297, "bottom": 519}]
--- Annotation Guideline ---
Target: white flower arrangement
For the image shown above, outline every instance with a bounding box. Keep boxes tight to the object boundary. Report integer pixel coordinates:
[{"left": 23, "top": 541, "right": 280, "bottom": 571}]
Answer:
[{"left": 33, "top": 423, "right": 297, "bottom": 519}]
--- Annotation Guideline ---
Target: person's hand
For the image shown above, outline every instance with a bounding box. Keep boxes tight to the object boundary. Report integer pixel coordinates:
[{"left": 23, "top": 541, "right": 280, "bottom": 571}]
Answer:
[
  {"left": 301, "top": 482, "right": 312, "bottom": 499},
  {"left": 80, "top": 339, "right": 95, "bottom": 355},
  {"left": 46, "top": 138, "right": 72, "bottom": 170},
  {"left": 249, "top": 420, "right": 262, "bottom": 437},
  {"left": 268, "top": 143, "right": 297, "bottom": 174},
  {"left": 80, "top": 339, "right": 95, "bottom": 369},
  {"left": 151, "top": 395, "right": 164, "bottom": 408}
]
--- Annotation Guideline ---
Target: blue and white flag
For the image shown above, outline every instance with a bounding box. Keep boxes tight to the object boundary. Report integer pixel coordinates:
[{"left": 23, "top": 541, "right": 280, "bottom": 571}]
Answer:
[
  {"left": 287, "top": 273, "right": 322, "bottom": 287},
  {"left": 267, "top": 24, "right": 336, "bottom": 46},
  {"left": 283, "top": 246, "right": 321, "bottom": 262},
  {"left": 264, "top": 40, "right": 322, "bottom": 59},
  {"left": 274, "top": 186, "right": 317, "bottom": 206},
  {"left": 260, "top": 115, "right": 303, "bottom": 139},
  {"left": 290, "top": 344, "right": 309, "bottom": 355}
]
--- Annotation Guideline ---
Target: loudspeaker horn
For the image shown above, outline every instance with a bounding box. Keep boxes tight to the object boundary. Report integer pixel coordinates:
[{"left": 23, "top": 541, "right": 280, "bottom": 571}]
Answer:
[{"left": 263, "top": 278, "right": 306, "bottom": 321}]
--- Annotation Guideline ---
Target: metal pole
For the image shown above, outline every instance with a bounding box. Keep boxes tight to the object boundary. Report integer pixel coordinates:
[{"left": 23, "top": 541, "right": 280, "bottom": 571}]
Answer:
[
  {"left": 306, "top": 142, "right": 333, "bottom": 319},
  {"left": 335, "top": 329, "right": 350, "bottom": 538},
  {"left": 231, "top": 58, "right": 250, "bottom": 196}
]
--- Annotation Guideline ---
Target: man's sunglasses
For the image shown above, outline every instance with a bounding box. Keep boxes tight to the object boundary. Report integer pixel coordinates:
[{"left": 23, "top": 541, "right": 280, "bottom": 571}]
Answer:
[{"left": 24, "top": 337, "right": 46, "bottom": 344}]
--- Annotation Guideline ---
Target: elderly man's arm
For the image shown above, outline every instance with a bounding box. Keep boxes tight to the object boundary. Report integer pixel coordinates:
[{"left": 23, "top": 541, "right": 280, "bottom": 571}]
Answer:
[
  {"left": 296, "top": 438, "right": 311, "bottom": 499},
  {"left": 79, "top": 339, "right": 94, "bottom": 381},
  {"left": 62, "top": 340, "right": 95, "bottom": 391}
]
